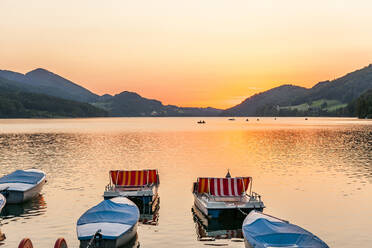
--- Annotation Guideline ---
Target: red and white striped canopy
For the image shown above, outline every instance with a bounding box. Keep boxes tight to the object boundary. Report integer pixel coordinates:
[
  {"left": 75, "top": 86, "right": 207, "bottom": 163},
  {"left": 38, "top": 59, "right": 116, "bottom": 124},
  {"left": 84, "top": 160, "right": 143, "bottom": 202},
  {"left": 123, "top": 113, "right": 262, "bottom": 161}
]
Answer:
[
  {"left": 110, "top": 169, "right": 158, "bottom": 186},
  {"left": 197, "top": 177, "right": 250, "bottom": 196}
]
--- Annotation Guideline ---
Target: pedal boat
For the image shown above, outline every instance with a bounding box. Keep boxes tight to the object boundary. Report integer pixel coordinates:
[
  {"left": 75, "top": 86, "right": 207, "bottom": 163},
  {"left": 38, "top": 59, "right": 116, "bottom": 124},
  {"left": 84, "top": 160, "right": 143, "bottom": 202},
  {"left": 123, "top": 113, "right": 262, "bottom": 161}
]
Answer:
[
  {"left": 0, "top": 169, "right": 46, "bottom": 204},
  {"left": 104, "top": 169, "right": 159, "bottom": 212},
  {"left": 77, "top": 197, "right": 139, "bottom": 248},
  {"left": 192, "top": 173, "right": 264, "bottom": 219},
  {"left": 243, "top": 210, "right": 329, "bottom": 248}
]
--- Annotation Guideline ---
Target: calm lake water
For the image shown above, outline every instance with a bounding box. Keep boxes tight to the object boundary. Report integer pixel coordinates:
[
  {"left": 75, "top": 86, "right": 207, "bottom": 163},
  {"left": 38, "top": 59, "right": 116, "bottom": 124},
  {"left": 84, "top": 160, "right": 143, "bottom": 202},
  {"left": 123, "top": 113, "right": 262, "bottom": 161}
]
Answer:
[{"left": 0, "top": 117, "right": 371, "bottom": 248}]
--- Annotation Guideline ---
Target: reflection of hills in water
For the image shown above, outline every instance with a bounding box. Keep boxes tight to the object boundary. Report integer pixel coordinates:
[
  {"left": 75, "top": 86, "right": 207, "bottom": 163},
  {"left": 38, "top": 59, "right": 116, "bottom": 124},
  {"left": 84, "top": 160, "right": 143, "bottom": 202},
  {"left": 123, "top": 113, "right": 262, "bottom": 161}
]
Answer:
[
  {"left": 139, "top": 198, "right": 159, "bottom": 226},
  {"left": 0, "top": 195, "right": 46, "bottom": 223},
  {"left": 192, "top": 206, "right": 243, "bottom": 241}
]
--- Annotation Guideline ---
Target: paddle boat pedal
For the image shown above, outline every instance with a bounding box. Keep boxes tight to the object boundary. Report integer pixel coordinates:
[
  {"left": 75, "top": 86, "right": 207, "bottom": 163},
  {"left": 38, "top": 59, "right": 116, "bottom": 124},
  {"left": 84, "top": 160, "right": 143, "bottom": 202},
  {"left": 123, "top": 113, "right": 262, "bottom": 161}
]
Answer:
[
  {"left": 18, "top": 238, "right": 33, "bottom": 248},
  {"left": 0, "top": 229, "right": 5, "bottom": 242},
  {"left": 104, "top": 169, "right": 159, "bottom": 213},
  {"left": 18, "top": 238, "right": 68, "bottom": 248},
  {"left": 192, "top": 171, "right": 264, "bottom": 220},
  {"left": 54, "top": 238, "right": 68, "bottom": 248}
]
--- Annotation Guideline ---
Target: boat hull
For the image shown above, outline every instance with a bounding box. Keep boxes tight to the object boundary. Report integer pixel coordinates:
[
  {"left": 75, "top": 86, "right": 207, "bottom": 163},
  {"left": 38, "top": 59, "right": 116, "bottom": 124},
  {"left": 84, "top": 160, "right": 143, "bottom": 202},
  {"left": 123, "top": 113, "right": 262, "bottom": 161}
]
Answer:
[
  {"left": 79, "top": 223, "right": 138, "bottom": 248},
  {"left": 104, "top": 186, "right": 159, "bottom": 214},
  {"left": 244, "top": 238, "right": 253, "bottom": 248},
  {"left": 0, "top": 194, "right": 5, "bottom": 213},
  {"left": 1, "top": 177, "right": 46, "bottom": 204},
  {"left": 194, "top": 194, "right": 264, "bottom": 220}
]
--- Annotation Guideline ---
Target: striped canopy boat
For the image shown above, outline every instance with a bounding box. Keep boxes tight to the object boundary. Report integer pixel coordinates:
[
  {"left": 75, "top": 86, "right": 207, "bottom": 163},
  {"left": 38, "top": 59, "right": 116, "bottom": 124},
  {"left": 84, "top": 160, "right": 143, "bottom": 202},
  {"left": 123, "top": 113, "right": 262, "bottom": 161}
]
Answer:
[
  {"left": 104, "top": 169, "right": 159, "bottom": 213},
  {"left": 192, "top": 173, "right": 264, "bottom": 219}
]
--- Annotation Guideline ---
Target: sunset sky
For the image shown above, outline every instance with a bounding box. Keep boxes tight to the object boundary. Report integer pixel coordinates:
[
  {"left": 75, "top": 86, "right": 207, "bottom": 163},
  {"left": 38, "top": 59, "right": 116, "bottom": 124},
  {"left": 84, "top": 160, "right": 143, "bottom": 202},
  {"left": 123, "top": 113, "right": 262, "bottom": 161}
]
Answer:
[{"left": 1, "top": 0, "right": 372, "bottom": 108}]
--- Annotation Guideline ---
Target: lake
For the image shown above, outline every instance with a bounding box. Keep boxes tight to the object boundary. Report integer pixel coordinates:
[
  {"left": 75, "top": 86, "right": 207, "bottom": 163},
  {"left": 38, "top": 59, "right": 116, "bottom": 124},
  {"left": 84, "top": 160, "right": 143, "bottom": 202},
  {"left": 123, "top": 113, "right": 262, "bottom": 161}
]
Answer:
[{"left": 0, "top": 117, "right": 371, "bottom": 247}]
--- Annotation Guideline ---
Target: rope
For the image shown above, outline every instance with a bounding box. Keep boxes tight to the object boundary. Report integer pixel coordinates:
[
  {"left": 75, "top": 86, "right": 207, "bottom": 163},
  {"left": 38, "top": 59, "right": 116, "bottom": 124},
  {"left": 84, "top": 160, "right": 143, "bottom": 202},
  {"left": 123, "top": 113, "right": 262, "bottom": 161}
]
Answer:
[
  {"left": 236, "top": 205, "right": 248, "bottom": 216},
  {"left": 86, "top": 229, "right": 102, "bottom": 248}
]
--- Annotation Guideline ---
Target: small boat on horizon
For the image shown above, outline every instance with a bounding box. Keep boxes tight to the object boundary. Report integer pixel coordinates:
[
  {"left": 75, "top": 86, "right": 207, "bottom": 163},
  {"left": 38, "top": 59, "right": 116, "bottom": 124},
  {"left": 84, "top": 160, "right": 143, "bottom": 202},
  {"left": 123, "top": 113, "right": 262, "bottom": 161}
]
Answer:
[
  {"left": 228, "top": 118, "right": 235, "bottom": 121},
  {"left": 77, "top": 197, "right": 139, "bottom": 248},
  {"left": 197, "top": 120, "right": 206, "bottom": 124},
  {"left": 192, "top": 171, "right": 265, "bottom": 220},
  {"left": 104, "top": 169, "right": 160, "bottom": 213},
  {"left": 0, "top": 169, "right": 46, "bottom": 204},
  {"left": 242, "top": 211, "right": 329, "bottom": 248}
]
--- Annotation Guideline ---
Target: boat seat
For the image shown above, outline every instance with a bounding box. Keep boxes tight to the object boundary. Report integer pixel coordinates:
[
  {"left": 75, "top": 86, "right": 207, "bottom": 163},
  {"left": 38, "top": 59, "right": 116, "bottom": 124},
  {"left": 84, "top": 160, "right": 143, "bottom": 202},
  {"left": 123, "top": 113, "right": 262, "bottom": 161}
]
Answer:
[{"left": 212, "top": 196, "right": 242, "bottom": 202}]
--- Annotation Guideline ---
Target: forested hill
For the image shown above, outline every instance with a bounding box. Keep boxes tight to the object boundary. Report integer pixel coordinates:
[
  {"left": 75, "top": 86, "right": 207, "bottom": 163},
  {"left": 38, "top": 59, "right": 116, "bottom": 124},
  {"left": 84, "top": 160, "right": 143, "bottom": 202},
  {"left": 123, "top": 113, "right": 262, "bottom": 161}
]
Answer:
[
  {"left": 0, "top": 68, "right": 98, "bottom": 102},
  {"left": 348, "top": 89, "right": 372, "bottom": 119},
  {"left": 92, "top": 91, "right": 222, "bottom": 117},
  {"left": 222, "top": 64, "right": 372, "bottom": 116},
  {"left": 0, "top": 77, "right": 107, "bottom": 118},
  {"left": 1, "top": 64, "right": 372, "bottom": 118},
  {"left": 0, "top": 68, "right": 222, "bottom": 117}
]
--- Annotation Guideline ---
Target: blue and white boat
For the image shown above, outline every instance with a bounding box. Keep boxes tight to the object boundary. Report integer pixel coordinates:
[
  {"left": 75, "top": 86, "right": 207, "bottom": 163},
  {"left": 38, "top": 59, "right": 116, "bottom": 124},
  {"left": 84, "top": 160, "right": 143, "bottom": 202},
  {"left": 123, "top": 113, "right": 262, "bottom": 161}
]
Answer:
[
  {"left": 242, "top": 211, "right": 329, "bottom": 248},
  {"left": 0, "top": 169, "right": 46, "bottom": 204},
  {"left": 77, "top": 197, "right": 140, "bottom": 248}
]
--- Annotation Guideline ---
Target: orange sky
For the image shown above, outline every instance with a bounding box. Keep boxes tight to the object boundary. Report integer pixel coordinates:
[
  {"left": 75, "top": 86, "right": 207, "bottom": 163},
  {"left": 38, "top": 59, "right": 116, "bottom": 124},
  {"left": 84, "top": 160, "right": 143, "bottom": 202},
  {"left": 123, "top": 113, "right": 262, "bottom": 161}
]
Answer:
[{"left": 1, "top": 1, "right": 372, "bottom": 109}]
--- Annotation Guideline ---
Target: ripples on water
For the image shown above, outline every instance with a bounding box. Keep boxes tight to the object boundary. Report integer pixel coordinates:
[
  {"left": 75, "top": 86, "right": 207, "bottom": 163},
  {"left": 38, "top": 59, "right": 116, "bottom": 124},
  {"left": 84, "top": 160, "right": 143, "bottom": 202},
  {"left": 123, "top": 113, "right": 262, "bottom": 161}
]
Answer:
[{"left": 0, "top": 117, "right": 371, "bottom": 247}]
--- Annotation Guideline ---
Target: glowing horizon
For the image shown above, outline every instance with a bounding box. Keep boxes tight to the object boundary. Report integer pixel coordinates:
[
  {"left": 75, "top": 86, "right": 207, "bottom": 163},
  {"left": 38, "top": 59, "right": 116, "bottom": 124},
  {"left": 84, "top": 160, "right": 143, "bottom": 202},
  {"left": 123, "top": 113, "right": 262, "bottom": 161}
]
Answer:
[{"left": 1, "top": 1, "right": 372, "bottom": 109}]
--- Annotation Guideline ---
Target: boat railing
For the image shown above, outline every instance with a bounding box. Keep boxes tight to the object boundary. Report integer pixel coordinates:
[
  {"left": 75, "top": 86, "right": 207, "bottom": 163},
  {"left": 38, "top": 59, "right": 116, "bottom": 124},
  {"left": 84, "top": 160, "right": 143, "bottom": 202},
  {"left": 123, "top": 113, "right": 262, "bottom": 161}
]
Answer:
[
  {"left": 249, "top": 192, "right": 262, "bottom": 202},
  {"left": 105, "top": 183, "right": 155, "bottom": 192},
  {"left": 201, "top": 193, "right": 248, "bottom": 202}
]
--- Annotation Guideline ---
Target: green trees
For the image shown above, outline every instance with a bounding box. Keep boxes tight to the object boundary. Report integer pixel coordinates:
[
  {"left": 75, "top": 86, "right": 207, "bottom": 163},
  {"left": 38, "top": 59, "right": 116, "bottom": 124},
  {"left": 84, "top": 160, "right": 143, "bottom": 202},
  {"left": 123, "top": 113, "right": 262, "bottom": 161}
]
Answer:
[
  {"left": 0, "top": 88, "right": 107, "bottom": 118},
  {"left": 355, "top": 89, "right": 372, "bottom": 118}
]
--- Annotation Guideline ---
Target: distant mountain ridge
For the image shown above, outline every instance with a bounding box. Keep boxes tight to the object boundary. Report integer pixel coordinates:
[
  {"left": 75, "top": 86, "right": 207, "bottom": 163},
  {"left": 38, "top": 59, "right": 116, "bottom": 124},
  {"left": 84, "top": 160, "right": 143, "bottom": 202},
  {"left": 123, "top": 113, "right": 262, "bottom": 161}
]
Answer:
[
  {"left": 222, "top": 64, "right": 372, "bottom": 116},
  {"left": 0, "top": 76, "right": 107, "bottom": 118},
  {"left": 92, "top": 91, "right": 221, "bottom": 117},
  {"left": 222, "top": 85, "right": 308, "bottom": 116},
  {"left": 0, "top": 68, "right": 98, "bottom": 102},
  {"left": 1, "top": 64, "right": 372, "bottom": 117},
  {"left": 0, "top": 68, "right": 222, "bottom": 117}
]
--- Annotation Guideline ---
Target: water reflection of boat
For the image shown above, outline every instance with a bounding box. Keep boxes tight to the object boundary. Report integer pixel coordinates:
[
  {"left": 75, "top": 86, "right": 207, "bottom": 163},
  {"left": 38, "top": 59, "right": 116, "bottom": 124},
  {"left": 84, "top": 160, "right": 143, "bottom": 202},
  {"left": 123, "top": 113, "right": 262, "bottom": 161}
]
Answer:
[
  {"left": 139, "top": 198, "right": 159, "bottom": 225},
  {"left": 192, "top": 206, "right": 243, "bottom": 241},
  {"left": 192, "top": 172, "right": 264, "bottom": 220},
  {"left": 0, "top": 169, "right": 47, "bottom": 204},
  {"left": 104, "top": 169, "right": 160, "bottom": 214},
  {"left": 0, "top": 194, "right": 46, "bottom": 221}
]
